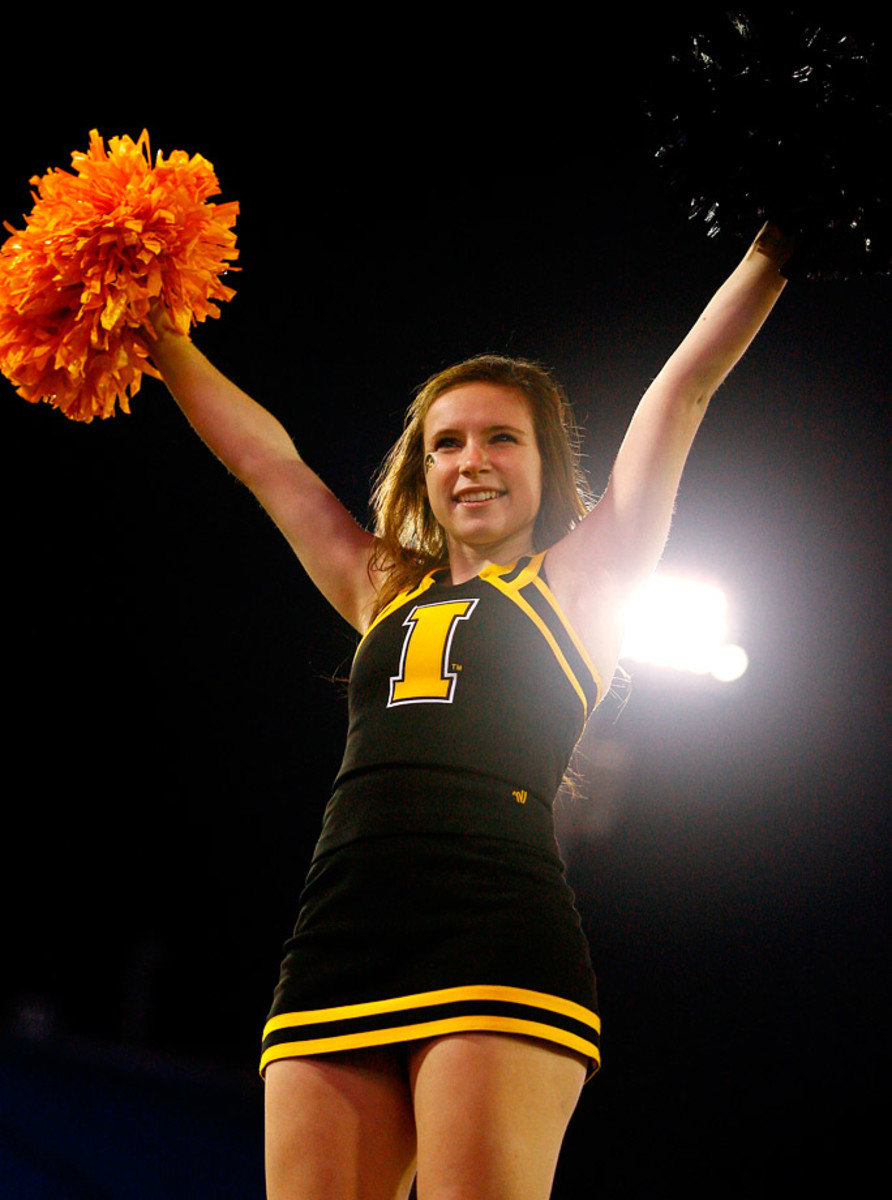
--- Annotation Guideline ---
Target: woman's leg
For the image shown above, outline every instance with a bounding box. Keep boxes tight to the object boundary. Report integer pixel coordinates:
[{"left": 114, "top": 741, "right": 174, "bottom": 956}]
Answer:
[
  {"left": 408, "top": 1033, "right": 586, "bottom": 1200},
  {"left": 264, "top": 1046, "right": 417, "bottom": 1200}
]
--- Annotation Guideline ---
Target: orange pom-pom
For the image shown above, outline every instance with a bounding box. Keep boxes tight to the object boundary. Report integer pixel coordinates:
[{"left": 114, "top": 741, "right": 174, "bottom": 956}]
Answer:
[{"left": 0, "top": 129, "right": 239, "bottom": 421}]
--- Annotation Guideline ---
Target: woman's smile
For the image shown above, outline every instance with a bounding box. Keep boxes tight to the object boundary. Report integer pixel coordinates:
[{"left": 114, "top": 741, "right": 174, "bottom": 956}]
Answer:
[{"left": 453, "top": 487, "right": 506, "bottom": 504}]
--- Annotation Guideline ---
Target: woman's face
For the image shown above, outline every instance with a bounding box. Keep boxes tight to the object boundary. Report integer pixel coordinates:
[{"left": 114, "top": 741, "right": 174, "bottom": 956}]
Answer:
[{"left": 422, "top": 383, "right": 542, "bottom": 564}]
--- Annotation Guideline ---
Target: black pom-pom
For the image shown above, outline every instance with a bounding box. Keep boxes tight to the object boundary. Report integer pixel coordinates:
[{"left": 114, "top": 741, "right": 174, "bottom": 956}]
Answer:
[{"left": 645, "top": 12, "right": 892, "bottom": 280}]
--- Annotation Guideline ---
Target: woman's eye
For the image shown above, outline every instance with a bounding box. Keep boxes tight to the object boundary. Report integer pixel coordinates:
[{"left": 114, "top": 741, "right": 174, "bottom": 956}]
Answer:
[
  {"left": 491, "top": 432, "right": 517, "bottom": 443},
  {"left": 433, "top": 437, "right": 460, "bottom": 450}
]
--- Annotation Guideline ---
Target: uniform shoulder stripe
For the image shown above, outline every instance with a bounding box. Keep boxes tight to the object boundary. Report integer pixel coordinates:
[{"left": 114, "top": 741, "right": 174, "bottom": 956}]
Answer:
[
  {"left": 528, "top": 572, "right": 603, "bottom": 708},
  {"left": 481, "top": 554, "right": 601, "bottom": 717}
]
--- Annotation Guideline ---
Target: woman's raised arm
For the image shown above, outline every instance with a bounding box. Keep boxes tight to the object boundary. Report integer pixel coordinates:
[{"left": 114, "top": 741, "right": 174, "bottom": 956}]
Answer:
[
  {"left": 150, "top": 321, "right": 379, "bottom": 631},
  {"left": 546, "top": 224, "right": 791, "bottom": 683},
  {"left": 550, "top": 224, "right": 790, "bottom": 585}
]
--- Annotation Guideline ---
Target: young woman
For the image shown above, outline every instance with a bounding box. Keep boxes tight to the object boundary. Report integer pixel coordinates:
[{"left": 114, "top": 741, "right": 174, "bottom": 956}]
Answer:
[{"left": 150, "top": 222, "right": 791, "bottom": 1200}]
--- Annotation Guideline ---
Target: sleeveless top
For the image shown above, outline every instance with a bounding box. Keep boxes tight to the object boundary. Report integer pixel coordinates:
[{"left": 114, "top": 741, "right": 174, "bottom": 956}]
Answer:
[{"left": 313, "top": 552, "right": 603, "bottom": 858}]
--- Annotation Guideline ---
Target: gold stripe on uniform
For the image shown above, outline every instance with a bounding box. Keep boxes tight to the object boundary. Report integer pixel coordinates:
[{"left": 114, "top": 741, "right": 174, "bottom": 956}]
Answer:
[
  {"left": 479, "top": 555, "right": 597, "bottom": 719},
  {"left": 260, "top": 1015, "right": 600, "bottom": 1076},
  {"left": 529, "top": 572, "right": 603, "bottom": 707},
  {"left": 263, "top": 982, "right": 601, "bottom": 1036}
]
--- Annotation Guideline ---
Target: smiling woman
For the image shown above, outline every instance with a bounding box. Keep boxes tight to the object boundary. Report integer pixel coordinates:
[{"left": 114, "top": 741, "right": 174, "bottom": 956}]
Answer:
[
  {"left": 422, "top": 385, "right": 543, "bottom": 579},
  {"left": 146, "top": 221, "right": 791, "bottom": 1199},
  {"left": 370, "top": 354, "right": 592, "bottom": 616}
]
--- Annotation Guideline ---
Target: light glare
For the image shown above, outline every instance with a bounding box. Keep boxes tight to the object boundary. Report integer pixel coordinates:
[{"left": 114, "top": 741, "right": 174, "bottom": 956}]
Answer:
[
  {"left": 711, "top": 643, "right": 749, "bottom": 683},
  {"left": 620, "top": 574, "right": 747, "bottom": 682}
]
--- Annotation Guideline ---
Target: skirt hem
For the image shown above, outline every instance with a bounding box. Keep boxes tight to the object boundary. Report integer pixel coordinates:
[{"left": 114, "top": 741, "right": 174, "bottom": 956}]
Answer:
[{"left": 260, "top": 982, "right": 600, "bottom": 1080}]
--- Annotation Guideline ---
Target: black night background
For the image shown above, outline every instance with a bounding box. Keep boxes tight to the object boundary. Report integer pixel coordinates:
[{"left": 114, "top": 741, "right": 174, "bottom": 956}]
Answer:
[{"left": 2, "top": 10, "right": 889, "bottom": 1197}]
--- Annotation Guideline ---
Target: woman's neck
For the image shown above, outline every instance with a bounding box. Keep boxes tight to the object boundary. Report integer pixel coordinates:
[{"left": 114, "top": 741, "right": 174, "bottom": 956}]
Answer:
[{"left": 445, "top": 533, "right": 535, "bottom": 585}]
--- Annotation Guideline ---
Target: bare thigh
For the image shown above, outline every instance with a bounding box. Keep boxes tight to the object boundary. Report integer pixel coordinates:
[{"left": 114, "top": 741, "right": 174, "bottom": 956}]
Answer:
[
  {"left": 409, "top": 1033, "right": 587, "bottom": 1200},
  {"left": 264, "top": 1045, "right": 417, "bottom": 1200}
]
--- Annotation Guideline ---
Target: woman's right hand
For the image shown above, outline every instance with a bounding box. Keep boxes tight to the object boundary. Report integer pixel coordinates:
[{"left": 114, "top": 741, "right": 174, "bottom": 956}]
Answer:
[{"left": 148, "top": 300, "right": 190, "bottom": 342}]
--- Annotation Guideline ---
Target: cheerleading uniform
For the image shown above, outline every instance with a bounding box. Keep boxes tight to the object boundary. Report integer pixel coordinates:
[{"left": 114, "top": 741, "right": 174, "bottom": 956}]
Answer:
[{"left": 260, "top": 552, "right": 603, "bottom": 1076}]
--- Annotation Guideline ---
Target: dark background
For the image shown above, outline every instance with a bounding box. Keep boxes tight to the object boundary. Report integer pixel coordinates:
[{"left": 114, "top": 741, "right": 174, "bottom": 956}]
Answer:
[{"left": 2, "top": 10, "right": 889, "bottom": 1197}]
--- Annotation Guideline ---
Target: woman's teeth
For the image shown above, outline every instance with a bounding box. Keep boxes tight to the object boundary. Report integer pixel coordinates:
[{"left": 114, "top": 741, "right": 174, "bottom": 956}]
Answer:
[{"left": 457, "top": 491, "right": 502, "bottom": 503}]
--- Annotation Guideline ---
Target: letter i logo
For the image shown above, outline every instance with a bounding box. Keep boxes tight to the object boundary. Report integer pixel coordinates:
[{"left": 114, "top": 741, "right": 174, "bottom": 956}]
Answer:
[{"left": 389, "top": 599, "right": 478, "bottom": 705}]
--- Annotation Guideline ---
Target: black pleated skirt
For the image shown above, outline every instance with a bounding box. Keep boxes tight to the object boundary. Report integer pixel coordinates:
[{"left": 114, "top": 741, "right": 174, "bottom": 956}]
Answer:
[{"left": 261, "top": 832, "right": 600, "bottom": 1077}]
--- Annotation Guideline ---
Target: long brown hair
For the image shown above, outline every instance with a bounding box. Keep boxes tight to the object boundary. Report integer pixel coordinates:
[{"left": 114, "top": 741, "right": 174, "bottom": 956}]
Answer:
[{"left": 369, "top": 354, "right": 593, "bottom": 616}]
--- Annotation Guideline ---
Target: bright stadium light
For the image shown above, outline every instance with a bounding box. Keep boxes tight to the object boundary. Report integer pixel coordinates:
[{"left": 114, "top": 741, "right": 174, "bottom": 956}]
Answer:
[{"left": 620, "top": 573, "right": 748, "bottom": 682}]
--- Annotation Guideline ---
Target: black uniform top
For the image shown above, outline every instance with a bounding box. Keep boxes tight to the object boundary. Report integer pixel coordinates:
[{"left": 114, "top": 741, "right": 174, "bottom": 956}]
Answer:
[{"left": 314, "top": 552, "right": 603, "bottom": 858}]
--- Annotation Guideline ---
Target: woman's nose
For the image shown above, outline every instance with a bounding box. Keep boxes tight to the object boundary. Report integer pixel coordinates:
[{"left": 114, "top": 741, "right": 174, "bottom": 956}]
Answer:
[{"left": 460, "top": 438, "right": 489, "bottom": 474}]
